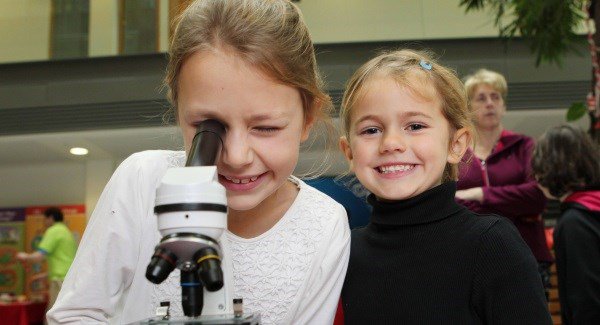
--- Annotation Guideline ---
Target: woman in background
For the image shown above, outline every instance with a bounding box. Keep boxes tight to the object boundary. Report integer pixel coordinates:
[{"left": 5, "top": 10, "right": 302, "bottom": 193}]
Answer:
[{"left": 455, "top": 69, "right": 553, "bottom": 297}]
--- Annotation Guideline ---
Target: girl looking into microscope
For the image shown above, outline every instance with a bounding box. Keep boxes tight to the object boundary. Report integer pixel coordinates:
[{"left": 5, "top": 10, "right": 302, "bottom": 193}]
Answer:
[{"left": 48, "top": 1, "right": 350, "bottom": 324}]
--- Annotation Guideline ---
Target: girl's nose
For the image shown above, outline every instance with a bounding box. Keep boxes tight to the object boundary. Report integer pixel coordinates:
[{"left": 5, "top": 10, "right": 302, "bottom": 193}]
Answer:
[
  {"left": 221, "top": 131, "right": 253, "bottom": 168},
  {"left": 379, "top": 131, "right": 407, "bottom": 154}
]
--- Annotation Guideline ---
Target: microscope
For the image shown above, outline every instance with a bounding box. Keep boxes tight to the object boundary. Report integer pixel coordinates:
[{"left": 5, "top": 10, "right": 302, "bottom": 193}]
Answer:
[{"left": 136, "top": 120, "right": 260, "bottom": 324}]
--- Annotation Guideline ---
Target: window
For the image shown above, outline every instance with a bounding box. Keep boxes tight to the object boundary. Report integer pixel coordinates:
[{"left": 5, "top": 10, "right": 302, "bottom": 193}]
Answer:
[
  {"left": 50, "top": 0, "right": 90, "bottom": 59},
  {"left": 119, "top": 0, "right": 158, "bottom": 55}
]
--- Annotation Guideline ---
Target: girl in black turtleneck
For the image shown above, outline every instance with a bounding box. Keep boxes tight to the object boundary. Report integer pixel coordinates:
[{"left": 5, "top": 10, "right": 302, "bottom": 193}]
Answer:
[{"left": 338, "top": 50, "right": 551, "bottom": 324}]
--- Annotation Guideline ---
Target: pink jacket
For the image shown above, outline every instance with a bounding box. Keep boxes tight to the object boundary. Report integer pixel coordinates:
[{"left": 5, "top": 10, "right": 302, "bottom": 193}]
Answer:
[{"left": 456, "top": 130, "right": 553, "bottom": 262}]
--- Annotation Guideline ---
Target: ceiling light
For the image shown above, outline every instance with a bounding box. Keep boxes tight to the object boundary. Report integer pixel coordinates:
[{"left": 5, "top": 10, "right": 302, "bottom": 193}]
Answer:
[{"left": 70, "top": 147, "right": 89, "bottom": 156}]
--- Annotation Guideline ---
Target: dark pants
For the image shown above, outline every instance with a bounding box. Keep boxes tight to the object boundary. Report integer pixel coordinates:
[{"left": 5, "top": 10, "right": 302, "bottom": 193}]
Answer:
[{"left": 538, "top": 262, "right": 552, "bottom": 301}]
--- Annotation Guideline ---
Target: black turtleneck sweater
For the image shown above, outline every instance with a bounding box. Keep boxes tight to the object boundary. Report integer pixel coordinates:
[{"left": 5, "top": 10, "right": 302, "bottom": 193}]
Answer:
[{"left": 341, "top": 182, "right": 552, "bottom": 324}]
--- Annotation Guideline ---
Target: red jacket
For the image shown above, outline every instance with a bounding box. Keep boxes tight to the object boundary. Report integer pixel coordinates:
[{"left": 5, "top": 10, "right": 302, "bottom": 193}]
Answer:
[{"left": 456, "top": 130, "right": 553, "bottom": 262}]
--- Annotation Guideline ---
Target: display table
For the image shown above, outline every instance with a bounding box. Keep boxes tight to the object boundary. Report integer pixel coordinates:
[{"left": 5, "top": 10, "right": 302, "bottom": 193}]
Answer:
[{"left": 0, "top": 301, "right": 47, "bottom": 325}]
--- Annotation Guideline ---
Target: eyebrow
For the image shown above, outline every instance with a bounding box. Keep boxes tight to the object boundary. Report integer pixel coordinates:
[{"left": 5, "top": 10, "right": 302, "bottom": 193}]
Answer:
[
  {"left": 248, "top": 112, "right": 287, "bottom": 122},
  {"left": 185, "top": 107, "right": 288, "bottom": 122},
  {"left": 354, "top": 114, "right": 380, "bottom": 125},
  {"left": 354, "top": 111, "right": 432, "bottom": 124},
  {"left": 403, "top": 111, "right": 433, "bottom": 119}
]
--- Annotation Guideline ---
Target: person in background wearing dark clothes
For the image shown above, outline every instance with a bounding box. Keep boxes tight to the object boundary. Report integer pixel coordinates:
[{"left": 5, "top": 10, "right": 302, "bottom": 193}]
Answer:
[
  {"left": 456, "top": 69, "right": 554, "bottom": 298},
  {"left": 532, "top": 125, "right": 600, "bottom": 325},
  {"left": 338, "top": 50, "right": 551, "bottom": 324}
]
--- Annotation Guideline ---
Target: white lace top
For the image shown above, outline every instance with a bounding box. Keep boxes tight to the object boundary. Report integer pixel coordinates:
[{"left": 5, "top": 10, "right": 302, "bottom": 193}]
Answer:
[{"left": 48, "top": 151, "right": 350, "bottom": 325}]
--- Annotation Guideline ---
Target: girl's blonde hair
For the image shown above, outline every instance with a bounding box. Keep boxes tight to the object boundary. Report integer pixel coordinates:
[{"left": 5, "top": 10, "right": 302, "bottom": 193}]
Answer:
[
  {"left": 165, "top": 0, "right": 332, "bottom": 126},
  {"left": 340, "top": 49, "right": 473, "bottom": 182},
  {"left": 164, "top": 0, "right": 336, "bottom": 177},
  {"left": 463, "top": 68, "right": 508, "bottom": 101}
]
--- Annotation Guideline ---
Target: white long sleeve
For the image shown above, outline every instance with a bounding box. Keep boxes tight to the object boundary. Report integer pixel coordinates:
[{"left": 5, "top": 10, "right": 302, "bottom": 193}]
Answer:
[
  {"left": 47, "top": 151, "right": 350, "bottom": 325},
  {"left": 287, "top": 203, "right": 350, "bottom": 324},
  {"left": 47, "top": 151, "right": 179, "bottom": 324}
]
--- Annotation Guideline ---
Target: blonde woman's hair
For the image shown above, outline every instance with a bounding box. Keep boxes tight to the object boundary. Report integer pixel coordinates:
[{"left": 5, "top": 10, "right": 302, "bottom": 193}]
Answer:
[
  {"left": 463, "top": 68, "right": 508, "bottom": 102},
  {"left": 164, "top": 0, "right": 336, "bottom": 177},
  {"left": 340, "top": 49, "right": 474, "bottom": 182}
]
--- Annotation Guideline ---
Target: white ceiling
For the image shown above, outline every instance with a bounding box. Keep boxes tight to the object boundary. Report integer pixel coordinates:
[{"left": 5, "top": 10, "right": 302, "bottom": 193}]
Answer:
[{"left": 0, "top": 126, "right": 183, "bottom": 166}]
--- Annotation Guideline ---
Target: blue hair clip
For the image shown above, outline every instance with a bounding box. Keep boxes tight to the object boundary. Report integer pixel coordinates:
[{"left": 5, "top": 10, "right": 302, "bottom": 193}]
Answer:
[{"left": 419, "top": 60, "right": 432, "bottom": 70}]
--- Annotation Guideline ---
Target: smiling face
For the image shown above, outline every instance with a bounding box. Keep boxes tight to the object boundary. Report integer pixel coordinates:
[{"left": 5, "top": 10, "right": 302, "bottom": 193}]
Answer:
[
  {"left": 470, "top": 83, "right": 506, "bottom": 131},
  {"left": 340, "top": 75, "right": 466, "bottom": 201},
  {"left": 177, "top": 49, "right": 311, "bottom": 214}
]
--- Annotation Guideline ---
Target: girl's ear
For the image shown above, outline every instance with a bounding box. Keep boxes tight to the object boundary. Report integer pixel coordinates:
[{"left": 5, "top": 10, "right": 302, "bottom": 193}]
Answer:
[
  {"left": 301, "top": 114, "right": 315, "bottom": 142},
  {"left": 339, "top": 136, "right": 354, "bottom": 171},
  {"left": 447, "top": 128, "right": 471, "bottom": 164},
  {"left": 301, "top": 100, "right": 319, "bottom": 142}
]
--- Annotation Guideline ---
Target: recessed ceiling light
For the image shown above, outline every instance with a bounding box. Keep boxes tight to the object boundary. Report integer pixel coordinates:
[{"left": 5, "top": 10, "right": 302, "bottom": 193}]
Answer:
[{"left": 70, "top": 147, "right": 89, "bottom": 156}]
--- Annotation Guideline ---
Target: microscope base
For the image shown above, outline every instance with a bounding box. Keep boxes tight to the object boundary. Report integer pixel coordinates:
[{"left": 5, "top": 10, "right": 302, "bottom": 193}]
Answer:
[{"left": 132, "top": 314, "right": 260, "bottom": 325}]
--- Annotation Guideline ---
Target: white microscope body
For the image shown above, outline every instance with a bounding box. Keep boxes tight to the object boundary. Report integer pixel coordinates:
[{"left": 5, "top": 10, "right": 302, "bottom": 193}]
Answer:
[
  {"left": 142, "top": 120, "right": 259, "bottom": 324},
  {"left": 154, "top": 165, "right": 233, "bottom": 316}
]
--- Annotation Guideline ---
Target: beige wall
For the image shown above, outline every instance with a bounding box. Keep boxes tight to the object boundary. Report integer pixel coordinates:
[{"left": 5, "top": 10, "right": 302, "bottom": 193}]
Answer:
[
  {"left": 0, "top": 0, "right": 511, "bottom": 64},
  {"left": 89, "top": 0, "right": 119, "bottom": 57},
  {"left": 0, "top": 0, "right": 51, "bottom": 63},
  {"left": 0, "top": 159, "right": 115, "bottom": 220},
  {"left": 297, "top": 0, "right": 498, "bottom": 43},
  {"left": 159, "top": 0, "right": 170, "bottom": 53},
  {"left": 0, "top": 0, "right": 122, "bottom": 63},
  {"left": 0, "top": 162, "right": 86, "bottom": 207},
  {"left": 89, "top": 0, "right": 170, "bottom": 56}
]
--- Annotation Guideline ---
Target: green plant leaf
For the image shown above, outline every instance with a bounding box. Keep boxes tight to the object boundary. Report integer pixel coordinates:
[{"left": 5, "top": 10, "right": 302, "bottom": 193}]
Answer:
[
  {"left": 459, "top": 0, "right": 587, "bottom": 67},
  {"left": 567, "top": 102, "right": 588, "bottom": 121}
]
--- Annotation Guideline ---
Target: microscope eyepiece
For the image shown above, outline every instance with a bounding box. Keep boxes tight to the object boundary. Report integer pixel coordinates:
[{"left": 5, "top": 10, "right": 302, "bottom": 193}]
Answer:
[
  {"left": 194, "top": 247, "right": 224, "bottom": 292},
  {"left": 185, "top": 119, "right": 226, "bottom": 167},
  {"left": 146, "top": 247, "right": 178, "bottom": 284}
]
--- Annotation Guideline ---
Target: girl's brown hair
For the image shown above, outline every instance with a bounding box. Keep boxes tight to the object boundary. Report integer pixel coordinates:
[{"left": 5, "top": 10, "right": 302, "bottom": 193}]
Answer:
[
  {"left": 165, "top": 0, "right": 332, "bottom": 125},
  {"left": 164, "top": 0, "right": 336, "bottom": 177},
  {"left": 340, "top": 49, "right": 473, "bottom": 182},
  {"left": 532, "top": 125, "right": 600, "bottom": 198}
]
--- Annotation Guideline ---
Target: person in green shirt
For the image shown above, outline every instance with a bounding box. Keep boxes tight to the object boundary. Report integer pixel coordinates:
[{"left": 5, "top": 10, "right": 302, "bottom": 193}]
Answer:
[{"left": 17, "top": 207, "right": 77, "bottom": 310}]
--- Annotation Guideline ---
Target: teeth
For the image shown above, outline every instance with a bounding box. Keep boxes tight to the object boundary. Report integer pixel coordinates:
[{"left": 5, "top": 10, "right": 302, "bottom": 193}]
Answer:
[
  {"left": 224, "top": 175, "right": 259, "bottom": 184},
  {"left": 378, "top": 165, "right": 414, "bottom": 173}
]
